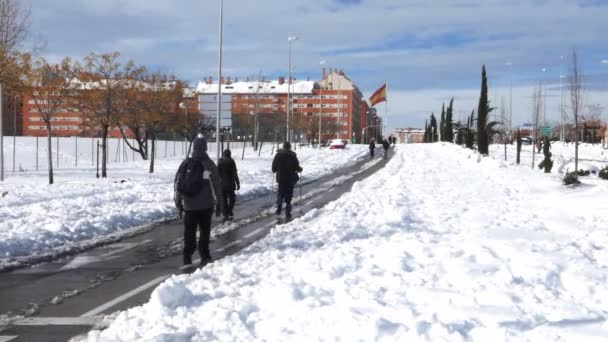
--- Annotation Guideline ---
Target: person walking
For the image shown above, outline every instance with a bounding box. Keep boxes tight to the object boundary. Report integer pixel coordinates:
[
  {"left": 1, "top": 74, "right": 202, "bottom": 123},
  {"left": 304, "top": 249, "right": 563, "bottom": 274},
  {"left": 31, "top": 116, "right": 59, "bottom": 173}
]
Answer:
[
  {"left": 382, "top": 138, "right": 390, "bottom": 159},
  {"left": 218, "top": 149, "right": 240, "bottom": 222},
  {"left": 271, "top": 141, "right": 302, "bottom": 220},
  {"left": 174, "top": 134, "right": 224, "bottom": 268},
  {"left": 369, "top": 139, "right": 376, "bottom": 159}
]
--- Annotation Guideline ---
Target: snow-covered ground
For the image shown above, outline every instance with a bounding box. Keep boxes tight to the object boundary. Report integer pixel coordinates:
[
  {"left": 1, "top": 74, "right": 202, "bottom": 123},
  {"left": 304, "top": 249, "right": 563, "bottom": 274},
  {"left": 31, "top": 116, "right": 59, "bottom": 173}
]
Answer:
[
  {"left": 83, "top": 143, "right": 608, "bottom": 342},
  {"left": 0, "top": 138, "right": 369, "bottom": 269}
]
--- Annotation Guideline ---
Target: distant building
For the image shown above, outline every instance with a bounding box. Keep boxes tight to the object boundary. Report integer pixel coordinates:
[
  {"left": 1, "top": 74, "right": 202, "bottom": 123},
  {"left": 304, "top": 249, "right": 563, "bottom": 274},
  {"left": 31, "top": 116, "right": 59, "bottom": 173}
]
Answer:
[
  {"left": 394, "top": 128, "right": 425, "bottom": 144},
  {"left": 195, "top": 69, "right": 369, "bottom": 144}
]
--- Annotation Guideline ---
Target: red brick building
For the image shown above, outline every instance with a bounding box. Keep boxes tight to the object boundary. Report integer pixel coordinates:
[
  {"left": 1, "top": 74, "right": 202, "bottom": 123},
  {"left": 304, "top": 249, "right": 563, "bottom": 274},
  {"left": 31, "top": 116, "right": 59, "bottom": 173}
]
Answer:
[{"left": 195, "top": 70, "right": 368, "bottom": 144}]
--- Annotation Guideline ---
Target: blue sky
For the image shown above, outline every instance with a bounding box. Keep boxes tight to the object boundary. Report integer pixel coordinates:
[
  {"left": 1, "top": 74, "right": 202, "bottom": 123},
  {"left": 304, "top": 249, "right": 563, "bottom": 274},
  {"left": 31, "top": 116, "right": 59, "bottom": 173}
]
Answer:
[{"left": 27, "top": 0, "right": 608, "bottom": 129}]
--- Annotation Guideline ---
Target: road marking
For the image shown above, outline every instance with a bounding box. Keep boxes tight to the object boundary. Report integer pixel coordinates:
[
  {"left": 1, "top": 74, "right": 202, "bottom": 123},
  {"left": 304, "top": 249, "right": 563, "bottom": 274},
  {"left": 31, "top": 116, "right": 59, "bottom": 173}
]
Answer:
[
  {"left": 0, "top": 336, "right": 17, "bottom": 342},
  {"left": 243, "top": 228, "right": 264, "bottom": 239},
  {"left": 214, "top": 240, "right": 242, "bottom": 253},
  {"left": 12, "top": 316, "right": 100, "bottom": 326},
  {"left": 60, "top": 240, "right": 153, "bottom": 271},
  {"left": 80, "top": 275, "right": 168, "bottom": 317}
]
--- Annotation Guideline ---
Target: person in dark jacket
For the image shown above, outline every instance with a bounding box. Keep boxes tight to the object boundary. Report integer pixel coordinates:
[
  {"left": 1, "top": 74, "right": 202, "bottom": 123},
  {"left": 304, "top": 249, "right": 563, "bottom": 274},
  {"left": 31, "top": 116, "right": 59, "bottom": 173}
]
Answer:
[
  {"left": 382, "top": 138, "right": 390, "bottom": 159},
  {"left": 174, "top": 134, "right": 224, "bottom": 267},
  {"left": 217, "top": 149, "right": 240, "bottom": 222},
  {"left": 271, "top": 141, "right": 302, "bottom": 219},
  {"left": 369, "top": 139, "right": 375, "bottom": 158}
]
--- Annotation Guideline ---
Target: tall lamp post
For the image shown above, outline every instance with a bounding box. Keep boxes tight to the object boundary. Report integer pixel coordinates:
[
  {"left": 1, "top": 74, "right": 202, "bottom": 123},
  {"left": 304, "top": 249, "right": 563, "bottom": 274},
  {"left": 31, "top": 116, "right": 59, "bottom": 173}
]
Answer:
[
  {"left": 505, "top": 61, "right": 513, "bottom": 136},
  {"left": 318, "top": 60, "right": 326, "bottom": 148},
  {"left": 541, "top": 67, "right": 548, "bottom": 124},
  {"left": 287, "top": 36, "right": 298, "bottom": 143},
  {"left": 215, "top": 0, "right": 224, "bottom": 161},
  {"left": 560, "top": 56, "right": 565, "bottom": 141}
]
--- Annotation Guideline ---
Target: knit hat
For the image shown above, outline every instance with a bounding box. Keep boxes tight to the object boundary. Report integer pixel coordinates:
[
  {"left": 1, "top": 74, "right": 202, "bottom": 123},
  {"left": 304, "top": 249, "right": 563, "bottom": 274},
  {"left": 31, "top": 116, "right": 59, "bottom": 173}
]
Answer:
[
  {"left": 191, "top": 133, "right": 207, "bottom": 159},
  {"left": 283, "top": 141, "right": 291, "bottom": 150}
]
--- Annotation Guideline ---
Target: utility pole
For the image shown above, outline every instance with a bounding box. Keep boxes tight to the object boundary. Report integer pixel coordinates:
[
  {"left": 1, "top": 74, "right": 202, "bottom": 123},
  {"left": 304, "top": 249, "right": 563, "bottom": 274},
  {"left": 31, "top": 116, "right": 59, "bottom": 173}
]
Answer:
[
  {"left": 215, "top": 0, "right": 224, "bottom": 161},
  {"left": 319, "top": 60, "right": 326, "bottom": 148}
]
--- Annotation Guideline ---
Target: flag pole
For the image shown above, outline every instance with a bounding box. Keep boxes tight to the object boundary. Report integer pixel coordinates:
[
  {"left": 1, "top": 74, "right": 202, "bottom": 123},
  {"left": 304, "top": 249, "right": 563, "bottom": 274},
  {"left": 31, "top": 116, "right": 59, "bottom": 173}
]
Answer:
[{"left": 385, "top": 81, "right": 388, "bottom": 138}]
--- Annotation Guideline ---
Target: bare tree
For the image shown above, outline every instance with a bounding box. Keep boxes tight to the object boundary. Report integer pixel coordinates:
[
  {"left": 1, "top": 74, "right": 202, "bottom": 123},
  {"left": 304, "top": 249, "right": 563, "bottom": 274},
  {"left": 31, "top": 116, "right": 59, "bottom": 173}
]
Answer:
[
  {"left": 23, "top": 57, "right": 78, "bottom": 184},
  {"left": 569, "top": 49, "right": 583, "bottom": 174},
  {"left": 75, "top": 52, "right": 140, "bottom": 178},
  {"left": 138, "top": 72, "right": 183, "bottom": 173}
]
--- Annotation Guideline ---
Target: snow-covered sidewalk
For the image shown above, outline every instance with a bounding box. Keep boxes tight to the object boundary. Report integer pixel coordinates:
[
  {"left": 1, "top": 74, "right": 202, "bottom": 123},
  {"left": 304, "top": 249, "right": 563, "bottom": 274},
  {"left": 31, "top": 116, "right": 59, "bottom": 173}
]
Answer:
[
  {"left": 84, "top": 143, "right": 608, "bottom": 342},
  {"left": 0, "top": 144, "right": 369, "bottom": 269}
]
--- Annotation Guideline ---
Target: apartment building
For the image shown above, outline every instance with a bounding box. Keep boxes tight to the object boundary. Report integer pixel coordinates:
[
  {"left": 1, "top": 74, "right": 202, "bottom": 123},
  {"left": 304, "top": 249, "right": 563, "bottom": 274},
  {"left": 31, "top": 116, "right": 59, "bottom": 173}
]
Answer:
[{"left": 196, "top": 70, "right": 369, "bottom": 144}]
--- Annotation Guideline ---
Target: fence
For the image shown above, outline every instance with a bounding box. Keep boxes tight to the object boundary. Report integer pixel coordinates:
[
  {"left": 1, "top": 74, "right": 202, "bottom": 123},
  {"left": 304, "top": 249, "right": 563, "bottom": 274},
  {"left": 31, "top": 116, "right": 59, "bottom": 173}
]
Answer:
[{"left": 0, "top": 136, "right": 285, "bottom": 174}]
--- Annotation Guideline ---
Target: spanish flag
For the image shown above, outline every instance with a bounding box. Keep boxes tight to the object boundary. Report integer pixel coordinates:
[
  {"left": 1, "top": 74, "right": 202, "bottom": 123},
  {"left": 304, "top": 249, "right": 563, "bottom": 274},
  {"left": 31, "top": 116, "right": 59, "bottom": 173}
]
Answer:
[{"left": 369, "top": 83, "right": 387, "bottom": 107}]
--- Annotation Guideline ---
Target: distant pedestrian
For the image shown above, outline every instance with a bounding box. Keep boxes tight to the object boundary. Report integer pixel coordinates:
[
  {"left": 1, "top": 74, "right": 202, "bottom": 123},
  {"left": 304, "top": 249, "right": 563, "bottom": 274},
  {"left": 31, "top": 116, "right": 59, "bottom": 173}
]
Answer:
[
  {"left": 369, "top": 139, "right": 376, "bottom": 159},
  {"left": 218, "top": 149, "right": 240, "bottom": 222},
  {"left": 174, "top": 134, "right": 224, "bottom": 268},
  {"left": 382, "top": 138, "right": 390, "bottom": 159},
  {"left": 272, "top": 141, "right": 303, "bottom": 219}
]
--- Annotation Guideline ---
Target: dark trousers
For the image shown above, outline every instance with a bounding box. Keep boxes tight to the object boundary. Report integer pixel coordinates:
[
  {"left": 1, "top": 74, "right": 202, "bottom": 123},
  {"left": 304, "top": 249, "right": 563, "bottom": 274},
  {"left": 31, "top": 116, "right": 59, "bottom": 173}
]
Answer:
[
  {"left": 222, "top": 188, "right": 236, "bottom": 217},
  {"left": 276, "top": 184, "right": 294, "bottom": 215},
  {"left": 370, "top": 149, "right": 375, "bottom": 158},
  {"left": 383, "top": 148, "right": 389, "bottom": 159},
  {"left": 183, "top": 209, "right": 213, "bottom": 265}
]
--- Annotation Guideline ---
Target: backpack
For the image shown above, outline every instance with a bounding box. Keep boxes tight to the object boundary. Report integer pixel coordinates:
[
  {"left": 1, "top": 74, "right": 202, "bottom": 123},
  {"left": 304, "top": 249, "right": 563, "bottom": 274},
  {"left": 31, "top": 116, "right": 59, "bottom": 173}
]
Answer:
[{"left": 175, "top": 158, "right": 205, "bottom": 196}]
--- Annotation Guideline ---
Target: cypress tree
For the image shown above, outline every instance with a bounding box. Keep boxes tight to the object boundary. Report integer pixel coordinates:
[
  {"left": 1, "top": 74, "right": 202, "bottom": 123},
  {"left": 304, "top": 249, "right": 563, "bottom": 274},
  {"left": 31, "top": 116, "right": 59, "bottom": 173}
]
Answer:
[
  {"left": 430, "top": 113, "right": 438, "bottom": 142},
  {"left": 446, "top": 98, "right": 454, "bottom": 142},
  {"left": 465, "top": 110, "right": 475, "bottom": 149},
  {"left": 477, "top": 65, "right": 489, "bottom": 155},
  {"left": 440, "top": 104, "right": 446, "bottom": 141}
]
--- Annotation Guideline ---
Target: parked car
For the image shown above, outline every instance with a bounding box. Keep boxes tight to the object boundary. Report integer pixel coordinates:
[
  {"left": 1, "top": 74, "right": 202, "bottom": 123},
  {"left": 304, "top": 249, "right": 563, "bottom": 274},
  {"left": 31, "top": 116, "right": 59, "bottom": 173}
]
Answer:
[
  {"left": 329, "top": 139, "right": 347, "bottom": 149},
  {"left": 521, "top": 137, "right": 532, "bottom": 145}
]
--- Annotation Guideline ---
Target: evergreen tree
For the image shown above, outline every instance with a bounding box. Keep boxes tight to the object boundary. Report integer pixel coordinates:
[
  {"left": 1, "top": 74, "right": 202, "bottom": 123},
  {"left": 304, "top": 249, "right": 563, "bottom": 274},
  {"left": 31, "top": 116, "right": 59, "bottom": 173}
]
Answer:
[
  {"left": 440, "top": 104, "right": 446, "bottom": 141},
  {"left": 446, "top": 98, "right": 454, "bottom": 142},
  {"left": 477, "top": 65, "right": 490, "bottom": 155},
  {"left": 430, "top": 113, "right": 438, "bottom": 142},
  {"left": 465, "top": 110, "right": 475, "bottom": 149}
]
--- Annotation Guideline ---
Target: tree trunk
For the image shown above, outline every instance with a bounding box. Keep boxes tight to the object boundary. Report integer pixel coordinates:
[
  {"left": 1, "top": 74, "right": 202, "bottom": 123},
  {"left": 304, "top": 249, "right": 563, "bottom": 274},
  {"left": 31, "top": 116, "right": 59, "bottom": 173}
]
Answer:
[
  {"left": 101, "top": 126, "right": 108, "bottom": 178},
  {"left": 45, "top": 121, "right": 54, "bottom": 185},
  {"left": 149, "top": 133, "right": 155, "bottom": 174}
]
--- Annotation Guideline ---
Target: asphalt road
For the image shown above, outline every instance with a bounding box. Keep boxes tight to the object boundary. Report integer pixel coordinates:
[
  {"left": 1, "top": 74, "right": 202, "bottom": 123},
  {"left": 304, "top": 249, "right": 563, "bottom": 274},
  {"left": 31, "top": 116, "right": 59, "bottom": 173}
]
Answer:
[{"left": 0, "top": 148, "right": 391, "bottom": 342}]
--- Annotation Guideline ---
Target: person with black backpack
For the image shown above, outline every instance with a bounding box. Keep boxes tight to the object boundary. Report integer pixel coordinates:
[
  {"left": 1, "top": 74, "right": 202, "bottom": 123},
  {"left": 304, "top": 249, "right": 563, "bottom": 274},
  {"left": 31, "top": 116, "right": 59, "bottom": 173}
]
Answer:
[
  {"left": 272, "top": 141, "right": 302, "bottom": 220},
  {"left": 174, "top": 134, "right": 224, "bottom": 268},
  {"left": 217, "top": 149, "right": 240, "bottom": 222}
]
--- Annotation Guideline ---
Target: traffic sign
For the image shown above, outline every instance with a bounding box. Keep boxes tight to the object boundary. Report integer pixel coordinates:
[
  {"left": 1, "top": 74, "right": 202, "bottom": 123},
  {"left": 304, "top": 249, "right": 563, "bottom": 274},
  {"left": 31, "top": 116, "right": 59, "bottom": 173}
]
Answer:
[{"left": 540, "top": 126, "right": 552, "bottom": 137}]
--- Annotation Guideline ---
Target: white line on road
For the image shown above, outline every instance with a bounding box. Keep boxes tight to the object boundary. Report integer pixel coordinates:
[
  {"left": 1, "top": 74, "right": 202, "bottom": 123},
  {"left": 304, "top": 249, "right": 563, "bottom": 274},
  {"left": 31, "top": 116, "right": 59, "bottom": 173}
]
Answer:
[
  {"left": 0, "top": 336, "right": 17, "bottom": 342},
  {"left": 214, "top": 240, "right": 242, "bottom": 253},
  {"left": 243, "top": 228, "right": 264, "bottom": 239},
  {"left": 12, "top": 317, "right": 100, "bottom": 326},
  {"left": 80, "top": 275, "right": 168, "bottom": 317}
]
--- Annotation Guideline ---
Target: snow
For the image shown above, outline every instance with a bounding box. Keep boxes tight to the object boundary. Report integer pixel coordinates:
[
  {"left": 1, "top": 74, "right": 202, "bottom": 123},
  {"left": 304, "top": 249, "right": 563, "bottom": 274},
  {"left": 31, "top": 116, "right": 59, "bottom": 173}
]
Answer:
[
  {"left": 83, "top": 143, "right": 608, "bottom": 342},
  {"left": 196, "top": 80, "right": 315, "bottom": 94},
  {"left": 0, "top": 137, "right": 369, "bottom": 269}
]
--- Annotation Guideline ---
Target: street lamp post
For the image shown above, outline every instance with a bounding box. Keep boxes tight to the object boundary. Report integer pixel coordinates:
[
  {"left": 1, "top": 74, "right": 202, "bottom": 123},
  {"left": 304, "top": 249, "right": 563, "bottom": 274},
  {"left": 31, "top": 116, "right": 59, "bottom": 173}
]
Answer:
[
  {"left": 541, "top": 67, "right": 547, "bottom": 125},
  {"left": 560, "top": 56, "right": 565, "bottom": 141},
  {"left": 505, "top": 62, "right": 513, "bottom": 136},
  {"left": 318, "top": 60, "right": 326, "bottom": 148},
  {"left": 179, "top": 102, "right": 190, "bottom": 156},
  {"left": 287, "top": 36, "right": 298, "bottom": 143},
  {"left": 216, "top": 0, "right": 224, "bottom": 161}
]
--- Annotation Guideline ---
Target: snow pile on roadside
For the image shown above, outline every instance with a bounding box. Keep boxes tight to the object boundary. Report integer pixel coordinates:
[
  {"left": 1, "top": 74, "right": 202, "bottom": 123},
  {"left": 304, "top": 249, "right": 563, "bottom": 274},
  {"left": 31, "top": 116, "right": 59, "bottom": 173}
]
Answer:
[
  {"left": 0, "top": 144, "right": 368, "bottom": 268},
  {"left": 85, "top": 144, "right": 608, "bottom": 341}
]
